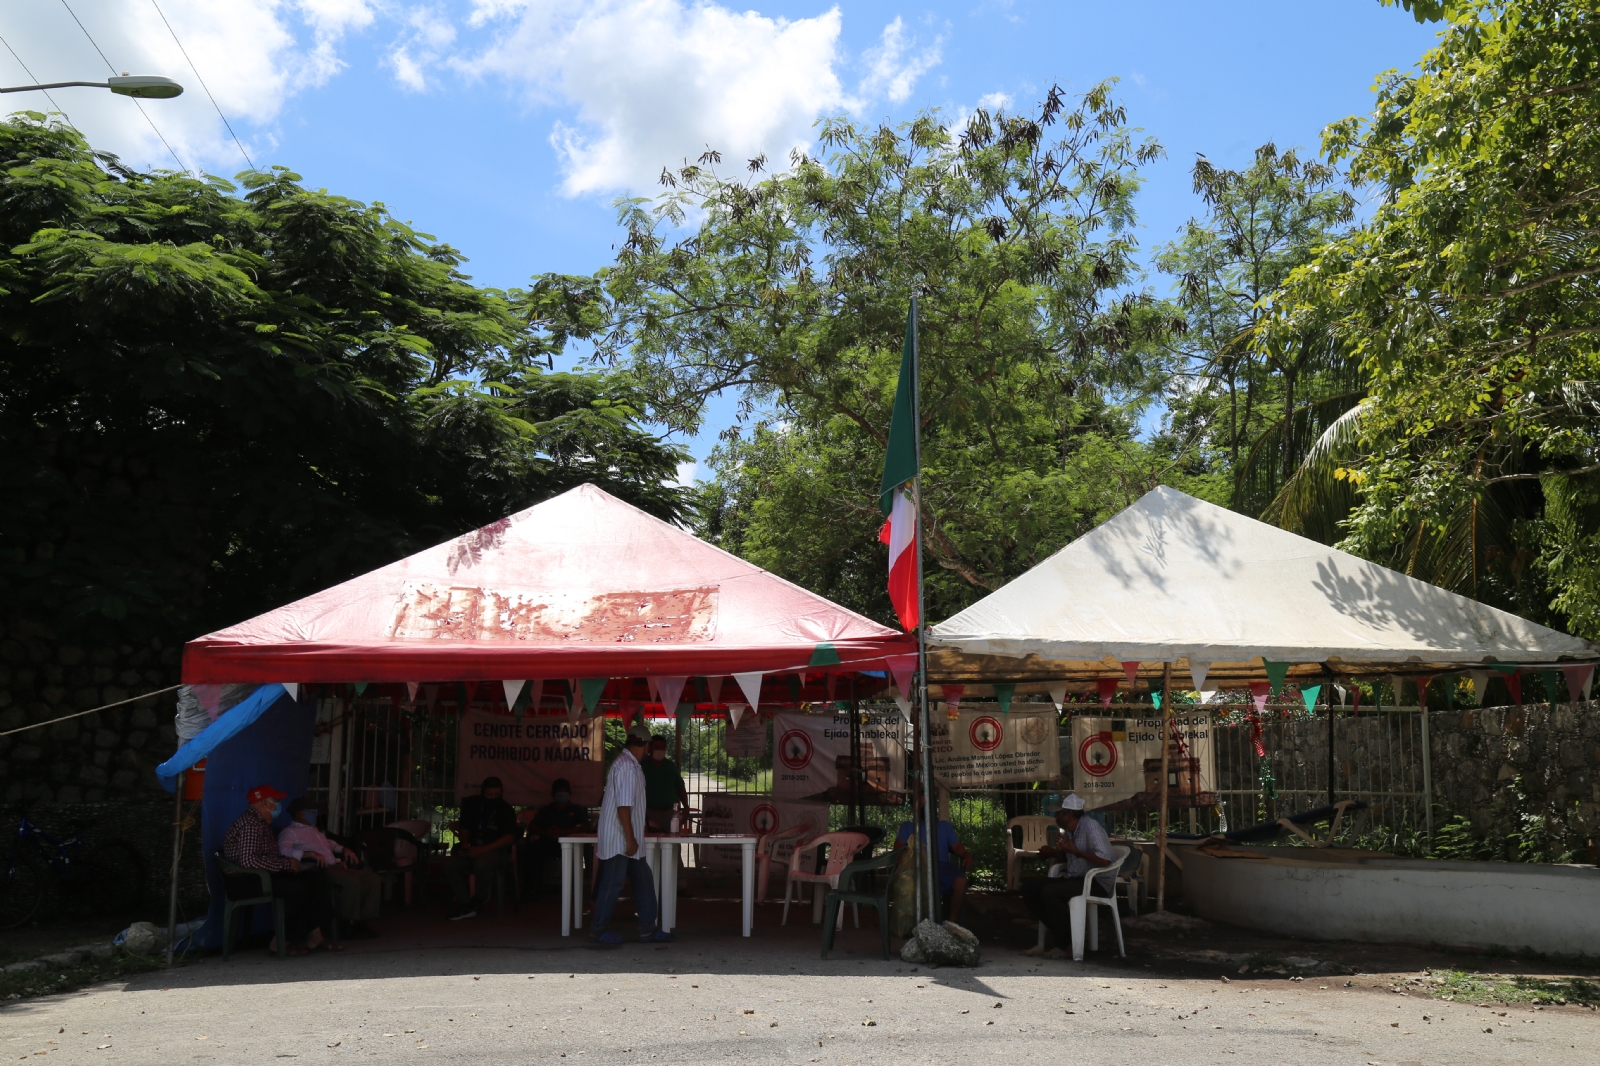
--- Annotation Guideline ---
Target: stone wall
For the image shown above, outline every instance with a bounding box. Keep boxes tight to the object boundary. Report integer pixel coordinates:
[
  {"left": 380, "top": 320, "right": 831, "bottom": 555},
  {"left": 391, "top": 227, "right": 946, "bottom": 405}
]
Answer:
[
  {"left": 0, "top": 620, "right": 209, "bottom": 915},
  {"left": 1428, "top": 702, "right": 1600, "bottom": 841}
]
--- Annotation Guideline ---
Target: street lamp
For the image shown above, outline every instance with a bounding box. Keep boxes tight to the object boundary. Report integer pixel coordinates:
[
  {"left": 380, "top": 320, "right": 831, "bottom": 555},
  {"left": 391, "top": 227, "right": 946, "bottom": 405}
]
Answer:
[{"left": 1, "top": 75, "right": 183, "bottom": 99}]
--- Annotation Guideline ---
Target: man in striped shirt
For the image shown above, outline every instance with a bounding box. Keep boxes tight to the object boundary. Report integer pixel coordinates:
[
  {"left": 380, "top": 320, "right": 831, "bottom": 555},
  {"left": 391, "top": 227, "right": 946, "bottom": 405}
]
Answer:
[{"left": 590, "top": 727, "right": 672, "bottom": 945}]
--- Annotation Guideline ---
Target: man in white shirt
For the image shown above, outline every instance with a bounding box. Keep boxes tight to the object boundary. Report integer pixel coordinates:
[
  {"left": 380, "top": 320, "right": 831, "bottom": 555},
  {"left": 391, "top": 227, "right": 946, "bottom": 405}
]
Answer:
[
  {"left": 590, "top": 726, "right": 672, "bottom": 945},
  {"left": 1020, "top": 793, "right": 1116, "bottom": 957}
]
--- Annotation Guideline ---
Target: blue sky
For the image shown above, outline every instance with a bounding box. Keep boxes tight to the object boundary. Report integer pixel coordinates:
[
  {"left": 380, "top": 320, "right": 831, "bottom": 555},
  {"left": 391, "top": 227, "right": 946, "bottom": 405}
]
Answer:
[{"left": 2, "top": 1, "right": 1439, "bottom": 472}]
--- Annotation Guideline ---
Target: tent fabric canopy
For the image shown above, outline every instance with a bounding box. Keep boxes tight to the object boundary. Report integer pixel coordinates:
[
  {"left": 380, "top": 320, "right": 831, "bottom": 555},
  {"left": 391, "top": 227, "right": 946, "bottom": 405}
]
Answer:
[
  {"left": 183, "top": 484, "right": 913, "bottom": 683},
  {"left": 929, "top": 486, "right": 1597, "bottom": 685}
]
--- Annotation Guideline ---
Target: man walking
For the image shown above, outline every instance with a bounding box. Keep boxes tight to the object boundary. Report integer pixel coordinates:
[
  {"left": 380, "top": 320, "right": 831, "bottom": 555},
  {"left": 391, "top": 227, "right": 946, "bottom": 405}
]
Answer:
[{"left": 590, "top": 726, "right": 672, "bottom": 945}]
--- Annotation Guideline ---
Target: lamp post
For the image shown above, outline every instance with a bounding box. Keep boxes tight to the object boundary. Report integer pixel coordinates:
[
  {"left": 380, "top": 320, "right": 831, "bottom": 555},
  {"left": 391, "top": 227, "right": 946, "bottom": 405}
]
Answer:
[{"left": 1, "top": 75, "right": 183, "bottom": 98}]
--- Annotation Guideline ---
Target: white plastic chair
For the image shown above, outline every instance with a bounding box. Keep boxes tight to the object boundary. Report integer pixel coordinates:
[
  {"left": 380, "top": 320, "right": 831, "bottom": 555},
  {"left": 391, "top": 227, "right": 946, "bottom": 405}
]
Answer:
[
  {"left": 756, "top": 822, "right": 819, "bottom": 902},
  {"left": 1114, "top": 844, "right": 1144, "bottom": 917},
  {"left": 781, "top": 831, "right": 869, "bottom": 927},
  {"left": 1034, "top": 845, "right": 1128, "bottom": 961},
  {"left": 1005, "top": 815, "right": 1056, "bottom": 890}
]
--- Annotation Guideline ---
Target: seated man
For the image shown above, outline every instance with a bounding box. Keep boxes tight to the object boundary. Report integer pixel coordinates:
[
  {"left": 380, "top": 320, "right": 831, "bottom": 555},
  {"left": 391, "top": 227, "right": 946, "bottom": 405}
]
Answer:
[
  {"left": 446, "top": 776, "right": 517, "bottom": 920},
  {"left": 893, "top": 790, "right": 974, "bottom": 923},
  {"left": 222, "top": 783, "right": 336, "bottom": 955},
  {"left": 1020, "top": 793, "right": 1116, "bottom": 957},
  {"left": 518, "top": 777, "right": 592, "bottom": 900},
  {"left": 279, "top": 796, "right": 382, "bottom": 938}
]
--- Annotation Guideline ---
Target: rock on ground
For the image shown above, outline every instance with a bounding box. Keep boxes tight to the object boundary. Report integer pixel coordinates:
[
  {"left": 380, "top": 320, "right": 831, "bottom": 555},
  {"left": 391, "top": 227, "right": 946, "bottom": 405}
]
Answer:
[{"left": 901, "top": 919, "right": 980, "bottom": 967}]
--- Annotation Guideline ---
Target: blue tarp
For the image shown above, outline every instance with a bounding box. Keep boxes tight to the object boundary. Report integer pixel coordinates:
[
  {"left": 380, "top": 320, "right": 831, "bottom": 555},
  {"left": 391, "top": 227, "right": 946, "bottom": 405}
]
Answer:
[{"left": 155, "top": 684, "right": 285, "bottom": 791}]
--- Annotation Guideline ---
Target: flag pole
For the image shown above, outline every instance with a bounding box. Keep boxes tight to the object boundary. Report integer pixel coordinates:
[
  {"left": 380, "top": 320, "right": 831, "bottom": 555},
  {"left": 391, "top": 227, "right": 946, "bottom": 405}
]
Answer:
[{"left": 909, "top": 295, "right": 940, "bottom": 925}]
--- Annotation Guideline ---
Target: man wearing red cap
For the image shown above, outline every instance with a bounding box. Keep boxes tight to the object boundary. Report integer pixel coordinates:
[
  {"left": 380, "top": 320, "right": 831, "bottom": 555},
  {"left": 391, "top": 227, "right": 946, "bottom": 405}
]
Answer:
[{"left": 223, "top": 784, "right": 337, "bottom": 955}]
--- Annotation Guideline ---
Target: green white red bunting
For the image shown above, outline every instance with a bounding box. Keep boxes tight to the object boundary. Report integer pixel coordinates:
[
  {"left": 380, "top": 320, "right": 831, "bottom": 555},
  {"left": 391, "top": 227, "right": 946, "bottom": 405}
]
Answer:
[{"left": 877, "top": 305, "right": 921, "bottom": 632}]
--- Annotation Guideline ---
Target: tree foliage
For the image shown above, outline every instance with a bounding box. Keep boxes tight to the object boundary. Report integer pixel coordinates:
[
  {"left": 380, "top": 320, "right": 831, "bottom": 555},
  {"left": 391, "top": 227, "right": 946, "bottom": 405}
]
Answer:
[
  {"left": 558, "top": 85, "right": 1201, "bottom": 621},
  {"left": 1268, "top": 0, "right": 1600, "bottom": 631},
  {"left": 0, "top": 114, "right": 687, "bottom": 639}
]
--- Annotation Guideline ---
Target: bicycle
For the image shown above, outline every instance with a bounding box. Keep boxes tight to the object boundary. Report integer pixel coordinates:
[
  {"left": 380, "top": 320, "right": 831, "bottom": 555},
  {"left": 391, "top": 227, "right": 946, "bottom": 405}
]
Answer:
[{"left": 0, "top": 813, "right": 147, "bottom": 930}]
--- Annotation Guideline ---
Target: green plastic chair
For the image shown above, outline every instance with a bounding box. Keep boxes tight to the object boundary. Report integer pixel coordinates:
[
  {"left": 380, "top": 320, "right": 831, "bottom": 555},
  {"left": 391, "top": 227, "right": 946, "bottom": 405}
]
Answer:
[
  {"left": 820, "top": 850, "right": 900, "bottom": 960},
  {"left": 215, "top": 852, "right": 286, "bottom": 960}
]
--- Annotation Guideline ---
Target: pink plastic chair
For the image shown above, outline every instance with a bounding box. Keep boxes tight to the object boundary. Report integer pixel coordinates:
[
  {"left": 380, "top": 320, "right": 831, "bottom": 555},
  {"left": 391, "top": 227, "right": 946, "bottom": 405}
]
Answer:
[
  {"left": 756, "top": 822, "right": 820, "bottom": 902},
  {"left": 781, "top": 831, "right": 869, "bottom": 927}
]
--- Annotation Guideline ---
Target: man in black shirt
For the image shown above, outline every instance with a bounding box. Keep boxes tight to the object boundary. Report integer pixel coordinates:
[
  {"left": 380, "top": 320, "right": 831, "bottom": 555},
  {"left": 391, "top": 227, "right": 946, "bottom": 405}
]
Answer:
[
  {"left": 446, "top": 776, "right": 517, "bottom": 920},
  {"left": 518, "top": 777, "right": 593, "bottom": 900}
]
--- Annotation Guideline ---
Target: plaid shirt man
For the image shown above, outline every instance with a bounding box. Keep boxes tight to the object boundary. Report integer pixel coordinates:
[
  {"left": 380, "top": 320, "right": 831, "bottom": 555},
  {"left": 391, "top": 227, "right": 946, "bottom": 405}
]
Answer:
[{"left": 224, "top": 808, "right": 296, "bottom": 872}]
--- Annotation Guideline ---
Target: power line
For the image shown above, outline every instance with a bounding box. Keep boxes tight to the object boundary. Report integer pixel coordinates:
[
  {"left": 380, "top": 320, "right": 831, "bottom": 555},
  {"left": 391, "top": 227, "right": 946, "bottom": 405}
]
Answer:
[
  {"left": 0, "top": 33, "right": 74, "bottom": 125},
  {"left": 148, "top": 0, "right": 253, "bottom": 170},
  {"left": 57, "top": 0, "right": 188, "bottom": 172}
]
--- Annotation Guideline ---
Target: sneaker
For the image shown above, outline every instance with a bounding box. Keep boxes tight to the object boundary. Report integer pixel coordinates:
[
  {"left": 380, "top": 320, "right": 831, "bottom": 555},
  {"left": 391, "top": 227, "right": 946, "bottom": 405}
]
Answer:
[
  {"left": 588, "top": 931, "right": 626, "bottom": 946},
  {"left": 639, "top": 930, "right": 674, "bottom": 944},
  {"left": 449, "top": 906, "right": 478, "bottom": 921}
]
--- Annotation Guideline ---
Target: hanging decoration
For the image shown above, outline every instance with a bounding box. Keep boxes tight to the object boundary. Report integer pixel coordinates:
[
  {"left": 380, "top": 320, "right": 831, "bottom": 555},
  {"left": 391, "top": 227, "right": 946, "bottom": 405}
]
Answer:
[
  {"left": 942, "top": 684, "right": 965, "bottom": 719},
  {"left": 706, "top": 676, "right": 725, "bottom": 707},
  {"left": 1504, "top": 670, "right": 1524, "bottom": 707},
  {"left": 1096, "top": 678, "right": 1118, "bottom": 706},
  {"left": 1299, "top": 684, "right": 1321, "bottom": 715},
  {"left": 1263, "top": 661, "right": 1290, "bottom": 695},
  {"left": 1188, "top": 660, "right": 1210, "bottom": 693},
  {"left": 653, "top": 676, "right": 688, "bottom": 719},
  {"left": 579, "top": 678, "right": 609, "bottom": 716},
  {"left": 282, "top": 683, "right": 300, "bottom": 702},
  {"left": 994, "top": 683, "right": 1016, "bottom": 715},
  {"left": 1048, "top": 682, "right": 1068, "bottom": 712},
  {"left": 1121, "top": 661, "right": 1140, "bottom": 688},
  {"left": 733, "top": 671, "right": 765, "bottom": 713},
  {"left": 1560, "top": 663, "right": 1595, "bottom": 703},
  {"left": 501, "top": 680, "right": 527, "bottom": 713}
]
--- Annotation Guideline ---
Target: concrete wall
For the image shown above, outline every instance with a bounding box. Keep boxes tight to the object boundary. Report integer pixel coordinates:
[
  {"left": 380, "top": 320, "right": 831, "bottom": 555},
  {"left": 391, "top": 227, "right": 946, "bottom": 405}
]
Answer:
[{"left": 1184, "top": 846, "right": 1600, "bottom": 956}]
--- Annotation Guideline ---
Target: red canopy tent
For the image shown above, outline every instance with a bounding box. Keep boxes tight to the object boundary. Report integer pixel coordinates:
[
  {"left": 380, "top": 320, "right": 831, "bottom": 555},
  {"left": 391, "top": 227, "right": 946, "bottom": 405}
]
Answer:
[{"left": 182, "top": 483, "right": 914, "bottom": 689}]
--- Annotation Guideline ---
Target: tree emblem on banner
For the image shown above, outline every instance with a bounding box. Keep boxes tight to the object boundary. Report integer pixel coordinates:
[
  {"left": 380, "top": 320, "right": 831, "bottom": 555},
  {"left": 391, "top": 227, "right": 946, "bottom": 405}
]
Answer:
[
  {"left": 749, "top": 803, "right": 779, "bottom": 834},
  {"left": 778, "top": 729, "right": 814, "bottom": 770},
  {"left": 968, "top": 715, "right": 1004, "bottom": 752},
  {"left": 1079, "top": 731, "right": 1118, "bottom": 777}
]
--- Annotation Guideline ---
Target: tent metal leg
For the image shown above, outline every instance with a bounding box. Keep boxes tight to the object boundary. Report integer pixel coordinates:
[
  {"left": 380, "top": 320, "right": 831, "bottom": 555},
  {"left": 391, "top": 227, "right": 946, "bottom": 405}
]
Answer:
[{"left": 164, "top": 770, "right": 184, "bottom": 966}]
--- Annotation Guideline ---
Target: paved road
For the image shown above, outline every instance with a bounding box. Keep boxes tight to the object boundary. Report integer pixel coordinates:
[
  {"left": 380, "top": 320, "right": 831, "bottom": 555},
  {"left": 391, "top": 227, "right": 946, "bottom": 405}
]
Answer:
[{"left": 3, "top": 933, "right": 1594, "bottom": 1065}]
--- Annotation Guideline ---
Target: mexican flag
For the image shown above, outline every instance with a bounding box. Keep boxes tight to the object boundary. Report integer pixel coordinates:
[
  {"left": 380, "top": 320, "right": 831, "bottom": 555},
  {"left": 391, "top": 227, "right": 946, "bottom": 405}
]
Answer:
[{"left": 878, "top": 306, "right": 919, "bottom": 632}]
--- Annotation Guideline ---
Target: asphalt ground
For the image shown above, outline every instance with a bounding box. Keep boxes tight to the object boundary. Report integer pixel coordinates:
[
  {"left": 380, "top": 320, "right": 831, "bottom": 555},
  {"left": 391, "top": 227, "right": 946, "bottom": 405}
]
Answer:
[{"left": 3, "top": 895, "right": 1596, "bottom": 1065}]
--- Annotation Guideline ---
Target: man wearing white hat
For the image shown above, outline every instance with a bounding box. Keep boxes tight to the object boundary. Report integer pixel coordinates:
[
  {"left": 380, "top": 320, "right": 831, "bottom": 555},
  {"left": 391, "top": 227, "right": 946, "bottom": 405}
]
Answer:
[{"left": 1020, "top": 793, "right": 1115, "bottom": 957}]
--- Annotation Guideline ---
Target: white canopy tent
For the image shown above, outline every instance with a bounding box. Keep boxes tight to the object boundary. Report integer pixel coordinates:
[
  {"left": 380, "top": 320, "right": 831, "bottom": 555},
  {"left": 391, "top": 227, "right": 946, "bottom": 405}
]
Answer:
[{"left": 928, "top": 486, "right": 1597, "bottom": 689}]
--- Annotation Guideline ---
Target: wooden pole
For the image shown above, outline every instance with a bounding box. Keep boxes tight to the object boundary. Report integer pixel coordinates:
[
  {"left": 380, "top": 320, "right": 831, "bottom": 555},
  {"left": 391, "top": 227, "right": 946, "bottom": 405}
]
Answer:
[{"left": 1156, "top": 660, "right": 1173, "bottom": 913}]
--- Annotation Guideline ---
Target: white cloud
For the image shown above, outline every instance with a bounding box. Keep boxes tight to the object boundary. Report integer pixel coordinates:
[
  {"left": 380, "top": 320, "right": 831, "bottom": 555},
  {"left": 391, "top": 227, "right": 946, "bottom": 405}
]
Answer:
[
  {"left": 673, "top": 460, "right": 699, "bottom": 487},
  {"left": 858, "top": 16, "right": 941, "bottom": 105},
  {"left": 458, "top": 0, "right": 851, "bottom": 196},
  {"left": 0, "top": 0, "right": 372, "bottom": 173},
  {"left": 387, "top": 6, "right": 458, "bottom": 91},
  {"left": 977, "top": 91, "right": 1012, "bottom": 112}
]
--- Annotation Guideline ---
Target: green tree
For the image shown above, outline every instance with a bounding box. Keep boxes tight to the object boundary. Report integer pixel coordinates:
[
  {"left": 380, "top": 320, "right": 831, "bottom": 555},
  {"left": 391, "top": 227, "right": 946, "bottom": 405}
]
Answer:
[
  {"left": 1155, "top": 144, "right": 1356, "bottom": 523},
  {"left": 1267, "top": 0, "right": 1600, "bottom": 630},
  {"left": 562, "top": 85, "right": 1188, "bottom": 620},
  {"left": 0, "top": 114, "right": 687, "bottom": 640}
]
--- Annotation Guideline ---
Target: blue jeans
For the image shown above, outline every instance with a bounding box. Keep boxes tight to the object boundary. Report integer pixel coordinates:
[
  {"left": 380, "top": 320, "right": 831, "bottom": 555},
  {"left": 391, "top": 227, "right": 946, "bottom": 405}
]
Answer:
[{"left": 591, "top": 854, "right": 658, "bottom": 936}]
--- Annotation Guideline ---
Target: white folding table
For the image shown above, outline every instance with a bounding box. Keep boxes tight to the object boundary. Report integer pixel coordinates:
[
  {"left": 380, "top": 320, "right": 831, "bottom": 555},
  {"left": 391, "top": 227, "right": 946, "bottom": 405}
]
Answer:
[{"left": 558, "top": 834, "right": 759, "bottom": 937}]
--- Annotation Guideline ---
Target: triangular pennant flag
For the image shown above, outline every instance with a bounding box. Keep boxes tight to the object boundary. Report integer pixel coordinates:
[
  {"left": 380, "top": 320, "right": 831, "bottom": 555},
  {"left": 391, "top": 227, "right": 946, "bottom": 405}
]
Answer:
[
  {"left": 1300, "top": 684, "right": 1322, "bottom": 715},
  {"left": 1048, "top": 682, "right": 1067, "bottom": 712},
  {"left": 1121, "top": 661, "right": 1140, "bottom": 688},
  {"left": 728, "top": 703, "right": 746, "bottom": 729},
  {"left": 423, "top": 684, "right": 439, "bottom": 711},
  {"left": 526, "top": 679, "right": 544, "bottom": 713},
  {"left": 1505, "top": 671, "right": 1523, "bottom": 707},
  {"left": 706, "top": 676, "right": 725, "bottom": 706},
  {"left": 653, "top": 677, "right": 688, "bottom": 718},
  {"left": 566, "top": 679, "right": 581, "bottom": 712},
  {"left": 1333, "top": 683, "right": 1346, "bottom": 706},
  {"left": 502, "top": 680, "right": 527, "bottom": 711},
  {"left": 943, "top": 684, "right": 965, "bottom": 719},
  {"left": 646, "top": 677, "right": 660, "bottom": 704},
  {"left": 887, "top": 654, "right": 917, "bottom": 697},
  {"left": 1489, "top": 660, "right": 1520, "bottom": 674},
  {"left": 676, "top": 700, "right": 691, "bottom": 732},
  {"left": 354, "top": 682, "right": 369, "bottom": 696},
  {"left": 1248, "top": 680, "right": 1270, "bottom": 712},
  {"left": 1469, "top": 670, "right": 1489, "bottom": 704},
  {"left": 891, "top": 687, "right": 913, "bottom": 722},
  {"left": 825, "top": 673, "right": 838, "bottom": 701},
  {"left": 578, "top": 678, "right": 608, "bottom": 715},
  {"left": 1350, "top": 680, "right": 1362, "bottom": 716},
  {"left": 1540, "top": 669, "right": 1561, "bottom": 704},
  {"left": 1560, "top": 664, "right": 1595, "bottom": 704},
  {"left": 405, "top": 682, "right": 420, "bottom": 703},
  {"left": 1199, "top": 690, "right": 1216, "bottom": 705},
  {"left": 1150, "top": 688, "right": 1162, "bottom": 711},
  {"left": 1188, "top": 661, "right": 1210, "bottom": 693},
  {"left": 1263, "top": 661, "right": 1290, "bottom": 695},
  {"left": 733, "top": 671, "right": 765, "bottom": 712},
  {"left": 282, "top": 683, "right": 299, "bottom": 703},
  {"left": 808, "top": 642, "right": 842, "bottom": 667},
  {"left": 994, "top": 683, "right": 1015, "bottom": 714},
  {"left": 1414, "top": 676, "right": 1434, "bottom": 711},
  {"left": 1096, "top": 678, "right": 1118, "bottom": 706},
  {"left": 786, "top": 674, "right": 803, "bottom": 706}
]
